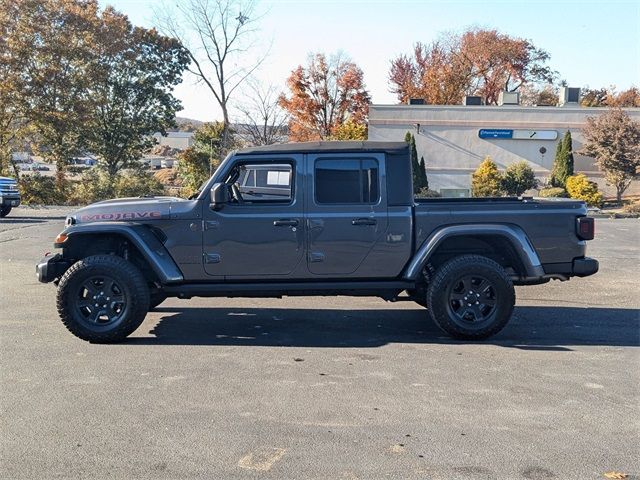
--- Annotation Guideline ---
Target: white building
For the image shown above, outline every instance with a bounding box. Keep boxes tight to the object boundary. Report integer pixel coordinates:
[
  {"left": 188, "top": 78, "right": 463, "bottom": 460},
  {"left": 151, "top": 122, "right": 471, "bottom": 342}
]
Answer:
[
  {"left": 368, "top": 97, "right": 640, "bottom": 198},
  {"left": 152, "top": 131, "right": 195, "bottom": 151}
]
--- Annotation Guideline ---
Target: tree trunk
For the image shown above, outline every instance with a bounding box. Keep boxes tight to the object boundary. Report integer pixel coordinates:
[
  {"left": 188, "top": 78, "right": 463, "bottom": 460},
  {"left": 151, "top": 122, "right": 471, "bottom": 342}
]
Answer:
[
  {"left": 221, "top": 105, "right": 230, "bottom": 154},
  {"left": 616, "top": 186, "right": 623, "bottom": 206},
  {"left": 55, "top": 157, "right": 66, "bottom": 189}
]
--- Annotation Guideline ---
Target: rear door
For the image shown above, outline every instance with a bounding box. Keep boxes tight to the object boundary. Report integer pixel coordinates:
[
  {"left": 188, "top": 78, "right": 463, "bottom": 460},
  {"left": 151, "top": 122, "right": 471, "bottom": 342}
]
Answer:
[{"left": 306, "top": 153, "right": 388, "bottom": 276}]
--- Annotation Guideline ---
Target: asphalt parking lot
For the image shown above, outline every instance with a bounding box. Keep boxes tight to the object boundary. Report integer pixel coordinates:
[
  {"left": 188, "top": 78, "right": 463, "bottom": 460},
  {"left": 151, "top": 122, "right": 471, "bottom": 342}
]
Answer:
[{"left": 1, "top": 207, "right": 638, "bottom": 480}]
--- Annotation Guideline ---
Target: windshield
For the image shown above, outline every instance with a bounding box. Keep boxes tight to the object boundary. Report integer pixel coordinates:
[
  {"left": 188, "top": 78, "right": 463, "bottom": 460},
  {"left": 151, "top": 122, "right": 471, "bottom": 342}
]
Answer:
[{"left": 188, "top": 151, "right": 235, "bottom": 200}]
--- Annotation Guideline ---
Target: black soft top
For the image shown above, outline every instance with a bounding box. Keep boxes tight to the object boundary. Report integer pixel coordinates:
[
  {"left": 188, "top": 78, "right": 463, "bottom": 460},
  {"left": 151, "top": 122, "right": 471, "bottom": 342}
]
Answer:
[
  {"left": 235, "top": 141, "right": 408, "bottom": 155},
  {"left": 234, "top": 140, "right": 413, "bottom": 207}
]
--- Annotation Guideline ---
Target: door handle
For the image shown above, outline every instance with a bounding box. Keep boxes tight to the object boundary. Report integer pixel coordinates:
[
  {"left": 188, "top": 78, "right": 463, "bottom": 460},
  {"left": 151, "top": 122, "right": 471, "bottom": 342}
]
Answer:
[
  {"left": 351, "top": 218, "right": 376, "bottom": 226},
  {"left": 273, "top": 219, "right": 299, "bottom": 227}
]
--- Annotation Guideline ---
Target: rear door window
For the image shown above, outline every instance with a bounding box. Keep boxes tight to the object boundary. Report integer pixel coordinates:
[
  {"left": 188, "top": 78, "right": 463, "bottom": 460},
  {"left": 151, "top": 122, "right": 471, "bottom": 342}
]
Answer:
[{"left": 315, "top": 158, "right": 379, "bottom": 204}]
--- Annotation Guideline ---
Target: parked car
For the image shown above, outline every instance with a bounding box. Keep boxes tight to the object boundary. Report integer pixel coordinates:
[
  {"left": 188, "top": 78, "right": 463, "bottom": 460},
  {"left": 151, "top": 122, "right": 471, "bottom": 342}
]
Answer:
[
  {"left": 37, "top": 141, "right": 598, "bottom": 343},
  {"left": 0, "top": 176, "right": 21, "bottom": 217},
  {"left": 160, "top": 158, "right": 175, "bottom": 169},
  {"left": 30, "top": 163, "right": 50, "bottom": 171}
]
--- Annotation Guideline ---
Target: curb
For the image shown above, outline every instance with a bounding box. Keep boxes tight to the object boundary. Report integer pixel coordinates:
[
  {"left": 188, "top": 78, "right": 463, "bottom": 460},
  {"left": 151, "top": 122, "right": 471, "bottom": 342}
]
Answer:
[{"left": 588, "top": 212, "right": 640, "bottom": 219}]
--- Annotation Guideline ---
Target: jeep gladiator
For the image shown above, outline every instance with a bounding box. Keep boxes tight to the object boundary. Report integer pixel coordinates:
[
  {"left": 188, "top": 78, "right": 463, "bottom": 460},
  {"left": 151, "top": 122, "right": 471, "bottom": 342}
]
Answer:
[{"left": 36, "top": 141, "right": 598, "bottom": 343}]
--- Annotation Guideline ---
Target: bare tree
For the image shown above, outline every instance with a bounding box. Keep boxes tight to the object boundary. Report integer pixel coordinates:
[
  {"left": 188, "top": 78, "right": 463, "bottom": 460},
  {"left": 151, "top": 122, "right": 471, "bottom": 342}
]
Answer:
[
  {"left": 155, "top": 0, "right": 266, "bottom": 151},
  {"left": 235, "top": 81, "right": 288, "bottom": 146}
]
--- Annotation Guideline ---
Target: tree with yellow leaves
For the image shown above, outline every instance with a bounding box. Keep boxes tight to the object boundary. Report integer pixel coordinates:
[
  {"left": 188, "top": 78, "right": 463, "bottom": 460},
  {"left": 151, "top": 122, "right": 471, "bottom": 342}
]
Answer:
[{"left": 471, "top": 156, "right": 503, "bottom": 197}]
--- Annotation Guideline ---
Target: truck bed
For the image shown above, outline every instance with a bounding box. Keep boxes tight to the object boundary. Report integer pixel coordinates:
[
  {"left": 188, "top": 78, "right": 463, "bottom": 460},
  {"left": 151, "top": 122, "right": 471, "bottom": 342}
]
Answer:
[{"left": 413, "top": 197, "right": 587, "bottom": 266}]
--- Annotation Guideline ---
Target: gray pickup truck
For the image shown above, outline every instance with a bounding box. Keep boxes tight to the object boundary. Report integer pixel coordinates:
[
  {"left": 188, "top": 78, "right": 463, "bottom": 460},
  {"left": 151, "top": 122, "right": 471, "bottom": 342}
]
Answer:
[{"left": 37, "top": 141, "right": 598, "bottom": 343}]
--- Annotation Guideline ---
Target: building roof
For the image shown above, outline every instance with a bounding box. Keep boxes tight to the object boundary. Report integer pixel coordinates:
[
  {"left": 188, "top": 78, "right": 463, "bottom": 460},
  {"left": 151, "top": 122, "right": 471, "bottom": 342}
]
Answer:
[
  {"left": 235, "top": 141, "right": 408, "bottom": 155},
  {"left": 154, "top": 131, "right": 194, "bottom": 138}
]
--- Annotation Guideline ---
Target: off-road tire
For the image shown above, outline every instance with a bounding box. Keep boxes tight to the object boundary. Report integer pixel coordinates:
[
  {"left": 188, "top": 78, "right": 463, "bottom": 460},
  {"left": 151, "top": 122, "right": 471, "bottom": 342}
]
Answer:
[
  {"left": 0, "top": 206, "right": 11, "bottom": 218},
  {"left": 149, "top": 291, "right": 167, "bottom": 310},
  {"left": 426, "top": 255, "right": 515, "bottom": 340},
  {"left": 57, "top": 255, "right": 150, "bottom": 343}
]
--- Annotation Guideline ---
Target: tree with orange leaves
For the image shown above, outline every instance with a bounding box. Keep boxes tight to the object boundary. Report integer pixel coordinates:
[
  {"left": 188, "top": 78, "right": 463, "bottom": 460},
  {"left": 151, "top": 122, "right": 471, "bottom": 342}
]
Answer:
[
  {"left": 279, "top": 53, "right": 370, "bottom": 142},
  {"left": 389, "top": 28, "right": 555, "bottom": 106}
]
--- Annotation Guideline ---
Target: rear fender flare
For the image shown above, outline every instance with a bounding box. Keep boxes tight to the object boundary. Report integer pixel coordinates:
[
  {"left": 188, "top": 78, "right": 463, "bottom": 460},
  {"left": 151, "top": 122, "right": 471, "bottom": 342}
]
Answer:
[{"left": 404, "top": 224, "right": 543, "bottom": 280}]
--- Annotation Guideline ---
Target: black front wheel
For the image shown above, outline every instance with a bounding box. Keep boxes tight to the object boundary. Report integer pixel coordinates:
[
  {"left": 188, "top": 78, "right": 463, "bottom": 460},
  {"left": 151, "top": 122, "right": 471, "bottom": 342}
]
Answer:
[
  {"left": 426, "top": 255, "right": 515, "bottom": 340},
  {"left": 149, "top": 291, "right": 167, "bottom": 310},
  {"left": 0, "top": 206, "right": 11, "bottom": 218},
  {"left": 57, "top": 255, "right": 150, "bottom": 343}
]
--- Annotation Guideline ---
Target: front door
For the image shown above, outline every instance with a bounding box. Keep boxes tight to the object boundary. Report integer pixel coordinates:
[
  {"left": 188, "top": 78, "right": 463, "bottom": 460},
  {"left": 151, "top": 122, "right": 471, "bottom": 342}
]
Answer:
[
  {"left": 306, "top": 153, "right": 388, "bottom": 276},
  {"left": 203, "top": 155, "right": 305, "bottom": 279}
]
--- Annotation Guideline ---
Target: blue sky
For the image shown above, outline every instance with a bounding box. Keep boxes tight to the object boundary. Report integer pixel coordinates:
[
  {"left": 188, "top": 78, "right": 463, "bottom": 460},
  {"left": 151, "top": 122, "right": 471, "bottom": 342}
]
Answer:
[{"left": 104, "top": 0, "right": 639, "bottom": 121}]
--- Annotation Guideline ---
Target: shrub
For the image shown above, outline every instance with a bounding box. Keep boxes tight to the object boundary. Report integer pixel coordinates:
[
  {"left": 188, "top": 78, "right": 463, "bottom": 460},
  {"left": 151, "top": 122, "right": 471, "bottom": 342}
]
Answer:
[
  {"left": 68, "top": 169, "right": 164, "bottom": 205},
  {"left": 565, "top": 173, "right": 603, "bottom": 207},
  {"left": 114, "top": 170, "right": 164, "bottom": 198},
  {"left": 502, "top": 161, "right": 538, "bottom": 196},
  {"left": 18, "top": 173, "right": 66, "bottom": 205},
  {"left": 154, "top": 168, "right": 181, "bottom": 187},
  {"left": 538, "top": 187, "right": 568, "bottom": 198},
  {"left": 471, "top": 156, "right": 503, "bottom": 197},
  {"left": 622, "top": 200, "right": 640, "bottom": 214},
  {"left": 176, "top": 147, "right": 213, "bottom": 198},
  {"left": 415, "top": 187, "right": 441, "bottom": 198}
]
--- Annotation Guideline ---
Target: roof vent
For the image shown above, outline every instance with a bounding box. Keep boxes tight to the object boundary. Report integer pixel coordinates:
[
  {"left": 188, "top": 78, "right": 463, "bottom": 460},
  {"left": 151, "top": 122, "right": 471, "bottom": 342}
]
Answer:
[
  {"left": 559, "top": 87, "right": 581, "bottom": 106},
  {"left": 408, "top": 98, "right": 425, "bottom": 105},
  {"left": 464, "top": 96, "right": 483, "bottom": 106},
  {"left": 498, "top": 91, "right": 519, "bottom": 106}
]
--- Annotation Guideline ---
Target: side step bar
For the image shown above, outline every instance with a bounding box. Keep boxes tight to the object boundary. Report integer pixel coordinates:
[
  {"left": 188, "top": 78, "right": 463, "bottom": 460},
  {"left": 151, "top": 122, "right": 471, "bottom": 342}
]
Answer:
[{"left": 163, "top": 280, "right": 415, "bottom": 299}]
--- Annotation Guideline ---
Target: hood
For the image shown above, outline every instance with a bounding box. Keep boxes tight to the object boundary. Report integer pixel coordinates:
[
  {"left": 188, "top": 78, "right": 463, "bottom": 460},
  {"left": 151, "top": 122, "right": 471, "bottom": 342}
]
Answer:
[{"left": 69, "top": 196, "right": 191, "bottom": 224}]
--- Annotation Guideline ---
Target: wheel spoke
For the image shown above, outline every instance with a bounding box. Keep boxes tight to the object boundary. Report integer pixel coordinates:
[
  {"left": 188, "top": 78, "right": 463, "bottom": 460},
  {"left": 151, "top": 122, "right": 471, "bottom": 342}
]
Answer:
[
  {"left": 459, "top": 307, "right": 473, "bottom": 320},
  {"left": 450, "top": 291, "right": 466, "bottom": 301},
  {"left": 461, "top": 277, "right": 473, "bottom": 293},
  {"left": 110, "top": 293, "right": 125, "bottom": 304},
  {"left": 106, "top": 303, "right": 121, "bottom": 320},
  {"left": 470, "top": 304, "right": 484, "bottom": 321},
  {"left": 82, "top": 281, "right": 99, "bottom": 297},
  {"left": 88, "top": 307, "right": 103, "bottom": 324},
  {"left": 77, "top": 299, "right": 93, "bottom": 309},
  {"left": 477, "top": 279, "right": 491, "bottom": 294},
  {"left": 482, "top": 296, "right": 496, "bottom": 307},
  {"left": 102, "top": 279, "right": 115, "bottom": 296}
]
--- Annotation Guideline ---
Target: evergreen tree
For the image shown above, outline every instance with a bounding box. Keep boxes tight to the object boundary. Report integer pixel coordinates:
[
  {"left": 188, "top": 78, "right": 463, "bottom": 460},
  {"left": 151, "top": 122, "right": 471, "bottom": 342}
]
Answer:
[
  {"left": 471, "top": 156, "right": 503, "bottom": 197},
  {"left": 419, "top": 156, "right": 429, "bottom": 190},
  {"left": 550, "top": 131, "right": 574, "bottom": 187},
  {"left": 405, "top": 131, "right": 422, "bottom": 191},
  {"left": 550, "top": 140, "right": 564, "bottom": 187},
  {"left": 561, "top": 131, "right": 574, "bottom": 179},
  {"left": 502, "top": 161, "right": 538, "bottom": 196}
]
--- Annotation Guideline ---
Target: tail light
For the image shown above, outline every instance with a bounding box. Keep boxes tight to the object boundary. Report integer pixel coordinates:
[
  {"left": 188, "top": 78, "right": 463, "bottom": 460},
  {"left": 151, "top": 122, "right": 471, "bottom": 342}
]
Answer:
[{"left": 576, "top": 216, "right": 595, "bottom": 240}]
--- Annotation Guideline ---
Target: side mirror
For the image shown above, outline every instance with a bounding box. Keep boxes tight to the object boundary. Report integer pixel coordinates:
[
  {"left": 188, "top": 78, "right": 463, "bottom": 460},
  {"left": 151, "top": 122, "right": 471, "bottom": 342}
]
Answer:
[{"left": 210, "top": 183, "right": 229, "bottom": 210}]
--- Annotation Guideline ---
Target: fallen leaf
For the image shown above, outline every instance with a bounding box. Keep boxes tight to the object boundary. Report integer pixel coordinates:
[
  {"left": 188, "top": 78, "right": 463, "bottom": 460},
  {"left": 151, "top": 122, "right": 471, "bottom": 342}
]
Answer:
[{"left": 604, "top": 472, "right": 628, "bottom": 479}]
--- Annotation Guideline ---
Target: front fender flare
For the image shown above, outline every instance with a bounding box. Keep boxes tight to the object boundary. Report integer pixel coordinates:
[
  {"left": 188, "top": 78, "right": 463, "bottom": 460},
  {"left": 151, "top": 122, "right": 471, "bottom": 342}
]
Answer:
[
  {"left": 57, "top": 222, "right": 183, "bottom": 284},
  {"left": 403, "top": 224, "right": 544, "bottom": 280}
]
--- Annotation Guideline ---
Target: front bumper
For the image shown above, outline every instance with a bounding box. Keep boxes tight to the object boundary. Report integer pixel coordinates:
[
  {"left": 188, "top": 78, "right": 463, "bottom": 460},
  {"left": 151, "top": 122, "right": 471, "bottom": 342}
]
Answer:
[
  {"left": 573, "top": 257, "right": 599, "bottom": 277},
  {"left": 36, "top": 253, "right": 70, "bottom": 283},
  {"left": 0, "top": 195, "right": 20, "bottom": 208}
]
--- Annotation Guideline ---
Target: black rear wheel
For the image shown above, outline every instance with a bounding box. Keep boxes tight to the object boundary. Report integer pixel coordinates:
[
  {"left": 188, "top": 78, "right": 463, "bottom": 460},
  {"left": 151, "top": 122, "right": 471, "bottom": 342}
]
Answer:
[
  {"left": 426, "top": 255, "right": 515, "bottom": 340},
  {"left": 57, "top": 255, "right": 150, "bottom": 343}
]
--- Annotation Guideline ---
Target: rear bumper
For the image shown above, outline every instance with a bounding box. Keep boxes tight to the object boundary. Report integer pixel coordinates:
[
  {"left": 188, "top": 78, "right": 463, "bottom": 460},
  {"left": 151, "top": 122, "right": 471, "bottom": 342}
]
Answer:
[
  {"left": 572, "top": 256, "right": 599, "bottom": 277},
  {"left": 36, "top": 253, "right": 70, "bottom": 283}
]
